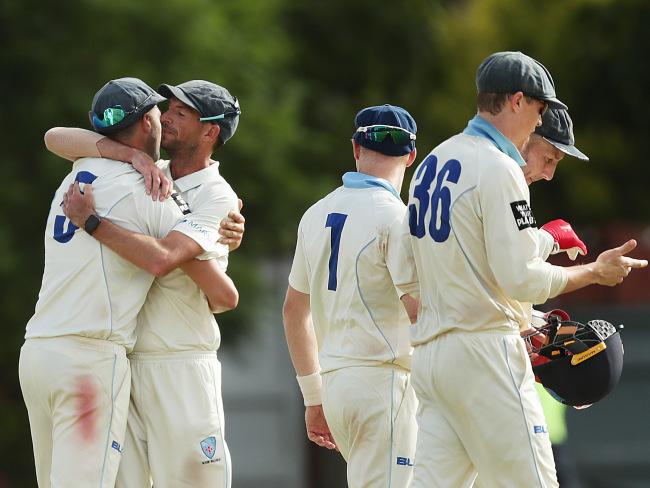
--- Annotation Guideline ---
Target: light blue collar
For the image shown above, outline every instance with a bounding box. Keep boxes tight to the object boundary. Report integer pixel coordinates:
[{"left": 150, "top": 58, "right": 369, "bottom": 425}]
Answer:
[
  {"left": 342, "top": 172, "right": 401, "bottom": 201},
  {"left": 463, "top": 115, "right": 526, "bottom": 166}
]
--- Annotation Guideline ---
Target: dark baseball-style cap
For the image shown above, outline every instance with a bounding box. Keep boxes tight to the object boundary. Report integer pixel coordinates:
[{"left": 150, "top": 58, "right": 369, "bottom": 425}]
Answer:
[
  {"left": 476, "top": 51, "right": 567, "bottom": 110},
  {"left": 536, "top": 108, "right": 589, "bottom": 161},
  {"left": 89, "top": 77, "right": 166, "bottom": 135},
  {"left": 158, "top": 80, "right": 241, "bottom": 145},
  {"left": 352, "top": 104, "right": 417, "bottom": 157}
]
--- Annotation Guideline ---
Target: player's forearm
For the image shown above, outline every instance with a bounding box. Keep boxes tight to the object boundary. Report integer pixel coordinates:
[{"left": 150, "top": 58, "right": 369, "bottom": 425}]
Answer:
[
  {"left": 91, "top": 220, "right": 173, "bottom": 276},
  {"left": 560, "top": 264, "right": 599, "bottom": 294},
  {"left": 180, "top": 259, "right": 238, "bottom": 312},
  {"left": 96, "top": 136, "right": 144, "bottom": 165},
  {"left": 284, "top": 318, "right": 320, "bottom": 376},
  {"left": 90, "top": 221, "right": 195, "bottom": 277},
  {"left": 44, "top": 127, "right": 103, "bottom": 161},
  {"left": 283, "top": 288, "right": 320, "bottom": 376}
]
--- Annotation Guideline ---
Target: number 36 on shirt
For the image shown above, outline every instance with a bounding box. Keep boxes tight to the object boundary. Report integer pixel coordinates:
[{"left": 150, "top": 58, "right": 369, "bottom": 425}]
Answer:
[{"left": 409, "top": 154, "right": 461, "bottom": 243}]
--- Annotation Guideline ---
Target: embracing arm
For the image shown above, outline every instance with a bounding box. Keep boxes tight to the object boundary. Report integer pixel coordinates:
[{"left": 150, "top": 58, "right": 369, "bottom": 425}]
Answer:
[
  {"left": 44, "top": 127, "right": 170, "bottom": 200},
  {"left": 45, "top": 127, "right": 103, "bottom": 161},
  {"left": 180, "top": 259, "right": 238, "bottom": 313},
  {"left": 63, "top": 182, "right": 202, "bottom": 276}
]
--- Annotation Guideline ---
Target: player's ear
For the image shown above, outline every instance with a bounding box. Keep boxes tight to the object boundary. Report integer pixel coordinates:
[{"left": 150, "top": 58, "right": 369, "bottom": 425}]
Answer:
[
  {"left": 203, "top": 123, "right": 221, "bottom": 144},
  {"left": 141, "top": 112, "right": 153, "bottom": 133},
  {"left": 406, "top": 148, "right": 417, "bottom": 168},
  {"left": 511, "top": 92, "right": 525, "bottom": 112},
  {"left": 352, "top": 140, "right": 361, "bottom": 161}
]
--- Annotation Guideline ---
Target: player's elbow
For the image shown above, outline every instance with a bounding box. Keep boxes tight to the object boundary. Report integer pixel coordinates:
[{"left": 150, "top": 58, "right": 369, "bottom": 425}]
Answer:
[
  {"left": 148, "top": 255, "right": 177, "bottom": 277},
  {"left": 210, "top": 288, "right": 239, "bottom": 313},
  {"left": 43, "top": 128, "right": 60, "bottom": 151},
  {"left": 222, "top": 288, "right": 239, "bottom": 311}
]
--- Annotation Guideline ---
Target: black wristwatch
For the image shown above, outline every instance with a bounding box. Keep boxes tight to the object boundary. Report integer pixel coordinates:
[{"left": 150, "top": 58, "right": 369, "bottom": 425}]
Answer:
[{"left": 83, "top": 214, "right": 102, "bottom": 235}]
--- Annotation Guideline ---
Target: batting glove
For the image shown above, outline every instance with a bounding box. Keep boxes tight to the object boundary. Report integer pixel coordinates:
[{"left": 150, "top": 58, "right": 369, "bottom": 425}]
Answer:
[{"left": 541, "top": 219, "right": 588, "bottom": 260}]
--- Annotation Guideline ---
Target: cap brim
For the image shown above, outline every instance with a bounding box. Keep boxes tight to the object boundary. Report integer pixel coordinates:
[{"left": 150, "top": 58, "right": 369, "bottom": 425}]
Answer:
[
  {"left": 543, "top": 97, "right": 568, "bottom": 111},
  {"left": 543, "top": 137, "right": 589, "bottom": 161},
  {"left": 158, "top": 84, "right": 200, "bottom": 113}
]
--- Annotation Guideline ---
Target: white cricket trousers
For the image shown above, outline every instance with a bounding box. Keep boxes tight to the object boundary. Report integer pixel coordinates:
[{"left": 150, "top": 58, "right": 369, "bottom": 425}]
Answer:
[
  {"left": 19, "top": 336, "right": 130, "bottom": 488},
  {"left": 322, "top": 365, "right": 418, "bottom": 488},
  {"left": 410, "top": 330, "right": 558, "bottom": 488},
  {"left": 115, "top": 351, "right": 231, "bottom": 488}
]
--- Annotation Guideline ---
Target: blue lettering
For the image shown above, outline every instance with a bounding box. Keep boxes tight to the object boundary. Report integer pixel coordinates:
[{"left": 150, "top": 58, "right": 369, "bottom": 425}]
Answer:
[
  {"left": 533, "top": 425, "right": 548, "bottom": 434},
  {"left": 396, "top": 456, "right": 414, "bottom": 466}
]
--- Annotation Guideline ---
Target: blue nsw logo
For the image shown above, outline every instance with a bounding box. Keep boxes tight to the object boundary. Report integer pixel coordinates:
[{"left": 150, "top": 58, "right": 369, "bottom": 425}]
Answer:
[{"left": 201, "top": 436, "right": 217, "bottom": 459}]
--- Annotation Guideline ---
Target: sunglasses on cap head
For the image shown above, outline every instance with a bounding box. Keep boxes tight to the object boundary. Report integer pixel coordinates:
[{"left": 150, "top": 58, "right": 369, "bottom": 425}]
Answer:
[
  {"left": 89, "top": 93, "right": 155, "bottom": 129},
  {"left": 356, "top": 124, "right": 416, "bottom": 145},
  {"left": 199, "top": 97, "right": 242, "bottom": 122}
]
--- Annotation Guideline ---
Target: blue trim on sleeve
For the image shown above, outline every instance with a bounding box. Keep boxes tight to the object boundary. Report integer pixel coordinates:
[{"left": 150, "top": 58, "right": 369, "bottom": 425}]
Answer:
[
  {"left": 342, "top": 172, "right": 401, "bottom": 201},
  {"left": 463, "top": 115, "right": 526, "bottom": 166}
]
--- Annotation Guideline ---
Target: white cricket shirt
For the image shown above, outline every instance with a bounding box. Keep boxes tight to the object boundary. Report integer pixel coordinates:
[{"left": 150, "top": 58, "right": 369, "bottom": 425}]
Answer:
[
  {"left": 408, "top": 117, "right": 568, "bottom": 346},
  {"left": 25, "top": 158, "right": 184, "bottom": 350},
  {"left": 289, "top": 172, "right": 418, "bottom": 373},
  {"left": 133, "top": 160, "right": 238, "bottom": 353}
]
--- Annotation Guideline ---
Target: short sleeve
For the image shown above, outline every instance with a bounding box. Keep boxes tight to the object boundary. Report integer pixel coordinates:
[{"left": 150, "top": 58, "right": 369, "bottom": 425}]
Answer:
[
  {"left": 480, "top": 158, "right": 567, "bottom": 303},
  {"left": 171, "top": 189, "right": 237, "bottom": 256},
  {"left": 288, "top": 219, "right": 310, "bottom": 294},
  {"left": 386, "top": 207, "right": 419, "bottom": 298},
  {"left": 536, "top": 228, "right": 555, "bottom": 261}
]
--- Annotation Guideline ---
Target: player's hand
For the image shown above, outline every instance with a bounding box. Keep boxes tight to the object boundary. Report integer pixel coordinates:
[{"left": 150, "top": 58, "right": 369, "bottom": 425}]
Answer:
[
  {"left": 131, "top": 151, "right": 172, "bottom": 202},
  {"left": 541, "top": 219, "right": 587, "bottom": 260},
  {"left": 592, "top": 239, "right": 648, "bottom": 286},
  {"left": 62, "top": 182, "right": 96, "bottom": 228},
  {"left": 305, "top": 405, "right": 338, "bottom": 451},
  {"left": 218, "top": 199, "right": 245, "bottom": 251},
  {"left": 521, "top": 328, "right": 550, "bottom": 367}
]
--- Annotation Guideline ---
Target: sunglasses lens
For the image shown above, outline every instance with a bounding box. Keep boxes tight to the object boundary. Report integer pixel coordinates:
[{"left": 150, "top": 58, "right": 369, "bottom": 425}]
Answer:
[
  {"left": 388, "top": 131, "right": 410, "bottom": 144},
  {"left": 104, "top": 107, "right": 126, "bottom": 126},
  {"left": 367, "top": 131, "right": 388, "bottom": 143}
]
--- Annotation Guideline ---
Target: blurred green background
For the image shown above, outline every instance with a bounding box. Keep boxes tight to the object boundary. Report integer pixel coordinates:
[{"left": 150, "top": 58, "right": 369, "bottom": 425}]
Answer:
[{"left": 1, "top": 0, "right": 649, "bottom": 486}]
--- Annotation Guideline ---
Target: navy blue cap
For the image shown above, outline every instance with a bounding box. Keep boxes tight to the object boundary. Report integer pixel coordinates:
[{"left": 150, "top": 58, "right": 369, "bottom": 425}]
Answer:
[
  {"left": 89, "top": 77, "right": 166, "bottom": 135},
  {"left": 536, "top": 109, "right": 589, "bottom": 161},
  {"left": 476, "top": 51, "right": 567, "bottom": 110},
  {"left": 352, "top": 104, "right": 417, "bottom": 157}
]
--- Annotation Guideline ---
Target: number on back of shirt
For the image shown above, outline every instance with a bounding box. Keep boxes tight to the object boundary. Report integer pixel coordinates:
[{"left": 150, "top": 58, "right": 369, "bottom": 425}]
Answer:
[
  {"left": 53, "top": 171, "right": 97, "bottom": 243},
  {"left": 325, "top": 213, "right": 347, "bottom": 291},
  {"left": 409, "top": 154, "right": 461, "bottom": 242}
]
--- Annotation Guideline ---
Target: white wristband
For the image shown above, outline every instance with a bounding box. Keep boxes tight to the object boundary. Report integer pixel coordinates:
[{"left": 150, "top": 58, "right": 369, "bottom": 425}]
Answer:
[{"left": 296, "top": 371, "right": 322, "bottom": 406}]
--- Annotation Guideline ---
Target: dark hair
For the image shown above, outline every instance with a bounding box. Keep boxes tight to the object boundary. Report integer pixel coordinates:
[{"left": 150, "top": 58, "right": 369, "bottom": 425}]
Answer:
[{"left": 477, "top": 92, "right": 539, "bottom": 115}]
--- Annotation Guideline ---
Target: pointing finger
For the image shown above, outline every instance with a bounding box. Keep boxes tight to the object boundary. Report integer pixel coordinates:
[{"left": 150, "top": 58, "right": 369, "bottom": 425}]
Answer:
[{"left": 626, "top": 258, "right": 648, "bottom": 269}]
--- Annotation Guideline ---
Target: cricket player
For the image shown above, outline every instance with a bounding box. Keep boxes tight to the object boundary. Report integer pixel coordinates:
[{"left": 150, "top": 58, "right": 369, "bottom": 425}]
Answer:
[
  {"left": 50, "top": 80, "right": 243, "bottom": 487},
  {"left": 19, "top": 78, "right": 237, "bottom": 488},
  {"left": 472, "top": 109, "right": 591, "bottom": 488},
  {"left": 407, "top": 51, "right": 647, "bottom": 488},
  {"left": 283, "top": 105, "right": 420, "bottom": 488}
]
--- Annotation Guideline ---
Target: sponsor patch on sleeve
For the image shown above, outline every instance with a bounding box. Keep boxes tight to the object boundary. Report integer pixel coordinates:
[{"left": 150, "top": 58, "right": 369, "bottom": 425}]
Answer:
[{"left": 510, "top": 200, "right": 537, "bottom": 230}]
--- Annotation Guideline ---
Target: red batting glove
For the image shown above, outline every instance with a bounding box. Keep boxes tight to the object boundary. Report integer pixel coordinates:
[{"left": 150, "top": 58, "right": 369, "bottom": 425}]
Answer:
[{"left": 541, "top": 219, "right": 588, "bottom": 260}]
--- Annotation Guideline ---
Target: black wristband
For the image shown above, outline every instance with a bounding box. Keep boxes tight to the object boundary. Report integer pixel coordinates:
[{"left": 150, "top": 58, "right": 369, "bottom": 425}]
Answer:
[{"left": 84, "top": 214, "right": 102, "bottom": 235}]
